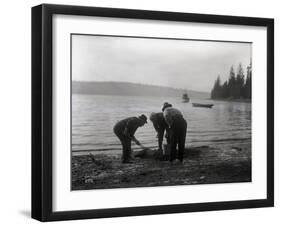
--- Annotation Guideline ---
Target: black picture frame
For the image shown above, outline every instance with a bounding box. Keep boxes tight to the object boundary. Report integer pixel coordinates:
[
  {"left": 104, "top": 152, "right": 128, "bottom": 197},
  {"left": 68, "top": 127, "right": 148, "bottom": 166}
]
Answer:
[{"left": 32, "top": 3, "right": 274, "bottom": 222}]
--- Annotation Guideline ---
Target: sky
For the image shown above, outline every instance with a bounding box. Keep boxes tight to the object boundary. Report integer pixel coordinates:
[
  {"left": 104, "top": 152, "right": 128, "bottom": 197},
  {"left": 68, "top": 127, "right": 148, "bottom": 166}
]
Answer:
[{"left": 72, "top": 34, "right": 252, "bottom": 93}]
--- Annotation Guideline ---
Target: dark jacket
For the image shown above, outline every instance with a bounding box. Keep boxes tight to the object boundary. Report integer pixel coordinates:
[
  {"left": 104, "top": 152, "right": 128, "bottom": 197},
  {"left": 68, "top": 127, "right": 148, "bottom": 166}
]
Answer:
[
  {"left": 114, "top": 117, "right": 143, "bottom": 139},
  {"left": 151, "top": 112, "right": 168, "bottom": 135}
]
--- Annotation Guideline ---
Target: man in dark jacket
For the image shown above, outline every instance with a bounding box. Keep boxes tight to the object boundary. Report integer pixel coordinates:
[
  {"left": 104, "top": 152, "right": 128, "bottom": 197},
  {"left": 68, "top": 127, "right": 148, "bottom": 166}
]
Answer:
[
  {"left": 113, "top": 114, "right": 147, "bottom": 163},
  {"left": 149, "top": 112, "right": 169, "bottom": 153},
  {"left": 162, "top": 102, "right": 187, "bottom": 163}
]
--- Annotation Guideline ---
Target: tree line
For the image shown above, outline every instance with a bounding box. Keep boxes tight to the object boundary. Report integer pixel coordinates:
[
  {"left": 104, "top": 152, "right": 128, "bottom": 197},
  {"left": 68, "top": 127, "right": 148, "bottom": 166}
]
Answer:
[{"left": 210, "top": 61, "right": 252, "bottom": 100}]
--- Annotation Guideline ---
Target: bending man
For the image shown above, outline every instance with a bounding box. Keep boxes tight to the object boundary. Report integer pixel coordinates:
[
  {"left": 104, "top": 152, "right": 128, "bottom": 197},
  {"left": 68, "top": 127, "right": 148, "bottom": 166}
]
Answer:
[
  {"left": 113, "top": 114, "right": 147, "bottom": 163},
  {"left": 149, "top": 112, "right": 169, "bottom": 153},
  {"left": 162, "top": 102, "right": 187, "bottom": 163}
]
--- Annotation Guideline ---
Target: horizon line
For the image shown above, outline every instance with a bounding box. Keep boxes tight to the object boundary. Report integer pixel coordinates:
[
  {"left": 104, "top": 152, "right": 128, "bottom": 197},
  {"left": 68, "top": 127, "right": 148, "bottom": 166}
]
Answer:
[{"left": 72, "top": 80, "right": 210, "bottom": 94}]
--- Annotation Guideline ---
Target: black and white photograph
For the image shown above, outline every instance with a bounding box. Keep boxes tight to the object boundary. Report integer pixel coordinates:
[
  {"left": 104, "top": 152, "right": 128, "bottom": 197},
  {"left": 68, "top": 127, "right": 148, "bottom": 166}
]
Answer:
[
  {"left": 71, "top": 34, "right": 252, "bottom": 190},
  {"left": 29, "top": 3, "right": 274, "bottom": 222}
]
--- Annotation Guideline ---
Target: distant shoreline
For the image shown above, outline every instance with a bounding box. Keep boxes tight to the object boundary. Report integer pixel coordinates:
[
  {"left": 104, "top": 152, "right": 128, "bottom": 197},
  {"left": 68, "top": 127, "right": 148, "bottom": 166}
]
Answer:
[
  {"left": 72, "top": 81, "right": 209, "bottom": 99},
  {"left": 210, "top": 98, "right": 251, "bottom": 103}
]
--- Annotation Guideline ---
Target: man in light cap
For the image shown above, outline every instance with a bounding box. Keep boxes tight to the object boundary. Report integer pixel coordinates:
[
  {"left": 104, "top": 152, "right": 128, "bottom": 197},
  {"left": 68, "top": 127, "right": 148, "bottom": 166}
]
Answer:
[
  {"left": 162, "top": 102, "right": 187, "bottom": 163},
  {"left": 113, "top": 114, "right": 147, "bottom": 163},
  {"left": 149, "top": 112, "right": 169, "bottom": 153}
]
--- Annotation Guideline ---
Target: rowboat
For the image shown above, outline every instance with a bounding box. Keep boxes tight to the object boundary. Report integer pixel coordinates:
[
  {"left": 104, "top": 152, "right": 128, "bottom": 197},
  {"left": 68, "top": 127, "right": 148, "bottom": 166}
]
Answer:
[{"left": 192, "top": 103, "right": 214, "bottom": 108}]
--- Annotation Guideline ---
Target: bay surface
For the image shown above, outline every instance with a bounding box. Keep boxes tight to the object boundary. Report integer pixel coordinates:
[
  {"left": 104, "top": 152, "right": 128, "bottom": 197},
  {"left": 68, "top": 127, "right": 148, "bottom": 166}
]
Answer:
[{"left": 72, "top": 94, "right": 251, "bottom": 155}]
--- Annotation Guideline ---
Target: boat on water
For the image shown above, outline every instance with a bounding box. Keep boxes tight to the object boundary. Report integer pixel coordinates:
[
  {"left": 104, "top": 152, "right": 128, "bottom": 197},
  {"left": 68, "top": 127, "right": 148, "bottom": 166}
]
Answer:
[
  {"left": 182, "top": 93, "right": 190, "bottom": 103},
  {"left": 192, "top": 103, "right": 214, "bottom": 108}
]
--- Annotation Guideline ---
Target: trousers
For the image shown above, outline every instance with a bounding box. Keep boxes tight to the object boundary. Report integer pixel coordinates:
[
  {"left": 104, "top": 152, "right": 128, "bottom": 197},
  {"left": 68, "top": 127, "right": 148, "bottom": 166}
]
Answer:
[
  {"left": 113, "top": 127, "right": 132, "bottom": 162},
  {"left": 169, "top": 117, "right": 187, "bottom": 162}
]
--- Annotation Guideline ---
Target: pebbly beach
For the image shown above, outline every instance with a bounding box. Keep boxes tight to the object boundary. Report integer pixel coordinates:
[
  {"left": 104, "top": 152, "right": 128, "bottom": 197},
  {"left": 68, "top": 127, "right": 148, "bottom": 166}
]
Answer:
[{"left": 72, "top": 142, "right": 251, "bottom": 190}]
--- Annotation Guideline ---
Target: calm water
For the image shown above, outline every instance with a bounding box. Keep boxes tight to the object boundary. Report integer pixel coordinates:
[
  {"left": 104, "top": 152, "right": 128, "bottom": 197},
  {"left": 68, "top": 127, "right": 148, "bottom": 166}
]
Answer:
[{"left": 72, "top": 94, "right": 251, "bottom": 154}]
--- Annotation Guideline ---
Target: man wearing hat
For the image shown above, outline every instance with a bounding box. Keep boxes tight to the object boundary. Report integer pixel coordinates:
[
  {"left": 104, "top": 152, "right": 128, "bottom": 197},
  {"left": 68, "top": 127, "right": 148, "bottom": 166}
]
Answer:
[
  {"left": 162, "top": 102, "right": 187, "bottom": 163},
  {"left": 113, "top": 114, "right": 147, "bottom": 163}
]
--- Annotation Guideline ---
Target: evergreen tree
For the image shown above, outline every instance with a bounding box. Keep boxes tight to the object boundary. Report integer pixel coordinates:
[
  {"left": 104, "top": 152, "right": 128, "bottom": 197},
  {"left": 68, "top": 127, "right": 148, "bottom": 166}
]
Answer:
[
  {"left": 245, "top": 60, "right": 252, "bottom": 99},
  {"left": 211, "top": 75, "right": 222, "bottom": 99},
  {"left": 221, "top": 81, "right": 229, "bottom": 98},
  {"left": 236, "top": 63, "right": 245, "bottom": 98},
  {"left": 228, "top": 66, "right": 236, "bottom": 98},
  {"left": 210, "top": 62, "right": 251, "bottom": 100}
]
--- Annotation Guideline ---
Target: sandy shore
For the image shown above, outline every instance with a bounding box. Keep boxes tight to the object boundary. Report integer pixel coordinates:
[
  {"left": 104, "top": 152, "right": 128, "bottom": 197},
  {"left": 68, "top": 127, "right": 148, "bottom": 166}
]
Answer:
[{"left": 72, "top": 143, "right": 251, "bottom": 190}]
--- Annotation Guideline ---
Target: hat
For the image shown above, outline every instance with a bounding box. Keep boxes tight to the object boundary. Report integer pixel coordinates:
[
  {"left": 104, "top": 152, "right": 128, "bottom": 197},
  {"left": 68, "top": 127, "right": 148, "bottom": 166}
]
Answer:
[
  {"left": 139, "top": 114, "right": 148, "bottom": 123},
  {"left": 149, "top": 112, "right": 157, "bottom": 121},
  {"left": 162, "top": 102, "right": 172, "bottom": 112}
]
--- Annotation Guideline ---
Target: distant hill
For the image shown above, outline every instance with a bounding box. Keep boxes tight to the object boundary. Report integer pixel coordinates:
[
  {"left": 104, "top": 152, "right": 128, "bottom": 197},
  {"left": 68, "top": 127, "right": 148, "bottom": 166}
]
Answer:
[{"left": 72, "top": 81, "right": 209, "bottom": 99}]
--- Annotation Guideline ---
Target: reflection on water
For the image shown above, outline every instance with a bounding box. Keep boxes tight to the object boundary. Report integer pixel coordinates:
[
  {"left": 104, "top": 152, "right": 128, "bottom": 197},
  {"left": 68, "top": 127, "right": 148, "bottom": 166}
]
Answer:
[{"left": 72, "top": 94, "right": 251, "bottom": 153}]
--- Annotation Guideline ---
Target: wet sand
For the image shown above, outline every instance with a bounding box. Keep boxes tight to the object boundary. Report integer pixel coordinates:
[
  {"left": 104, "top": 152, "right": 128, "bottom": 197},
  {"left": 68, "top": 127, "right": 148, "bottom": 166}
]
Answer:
[{"left": 72, "top": 143, "right": 251, "bottom": 190}]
